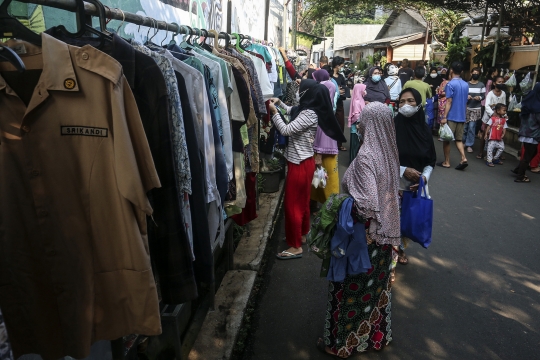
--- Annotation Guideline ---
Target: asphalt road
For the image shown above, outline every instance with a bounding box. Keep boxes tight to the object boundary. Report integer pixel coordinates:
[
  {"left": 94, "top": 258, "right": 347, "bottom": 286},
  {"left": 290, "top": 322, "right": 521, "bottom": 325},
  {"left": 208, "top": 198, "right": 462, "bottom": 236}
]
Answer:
[{"left": 241, "top": 100, "right": 540, "bottom": 360}]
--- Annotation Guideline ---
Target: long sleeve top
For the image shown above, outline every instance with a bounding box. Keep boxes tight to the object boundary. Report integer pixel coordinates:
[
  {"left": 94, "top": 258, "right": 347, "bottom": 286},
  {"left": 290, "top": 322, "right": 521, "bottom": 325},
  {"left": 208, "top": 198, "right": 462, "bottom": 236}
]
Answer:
[
  {"left": 484, "top": 90, "right": 506, "bottom": 120},
  {"left": 467, "top": 81, "right": 486, "bottom": 109},
  {"left": 271, "top": 103, "right": 318, "bottom": 164},
  {"left": 284, "top": 59, "right": 301, "bottom": 79},
  {"left": 399, "top": 165, "right": 433, "bottom": 198}
]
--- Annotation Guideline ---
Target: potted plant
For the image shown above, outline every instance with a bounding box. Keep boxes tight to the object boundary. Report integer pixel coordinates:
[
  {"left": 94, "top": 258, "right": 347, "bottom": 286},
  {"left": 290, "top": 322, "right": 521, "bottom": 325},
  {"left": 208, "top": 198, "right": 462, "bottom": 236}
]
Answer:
[{"left": 260, "top": 158, "right": 282, "bottom": 193}]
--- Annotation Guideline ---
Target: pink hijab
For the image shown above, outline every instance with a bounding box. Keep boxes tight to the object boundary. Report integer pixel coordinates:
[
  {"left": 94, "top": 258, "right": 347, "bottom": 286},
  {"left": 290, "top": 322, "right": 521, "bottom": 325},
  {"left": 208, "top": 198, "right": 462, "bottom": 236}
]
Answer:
[
  {"left": 348, "top": 83, "right": 366, "bottom": 127},
  {"left": 342, "top": 102, "right": 401, "bottom": 246}
]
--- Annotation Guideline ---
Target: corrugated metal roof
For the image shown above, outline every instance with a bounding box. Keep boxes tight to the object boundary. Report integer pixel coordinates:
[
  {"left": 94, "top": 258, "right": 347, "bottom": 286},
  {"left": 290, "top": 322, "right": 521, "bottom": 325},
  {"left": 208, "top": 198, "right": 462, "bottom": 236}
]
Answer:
[{"left": 334, "top": 32, "right": 425, "bottom": 51}]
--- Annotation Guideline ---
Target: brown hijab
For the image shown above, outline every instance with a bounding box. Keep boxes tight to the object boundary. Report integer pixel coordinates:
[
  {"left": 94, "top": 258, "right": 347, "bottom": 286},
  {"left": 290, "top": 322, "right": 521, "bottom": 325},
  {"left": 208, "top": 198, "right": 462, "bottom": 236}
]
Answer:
[{"left": 342, "top": 102, "right": 401, "bottom": 246}]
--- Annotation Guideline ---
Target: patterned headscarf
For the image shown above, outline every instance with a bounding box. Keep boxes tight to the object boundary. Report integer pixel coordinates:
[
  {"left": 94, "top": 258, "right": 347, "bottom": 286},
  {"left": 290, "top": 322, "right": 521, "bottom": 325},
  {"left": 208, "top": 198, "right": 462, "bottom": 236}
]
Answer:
[
  {"left": 342, "top": 102, "right": 401, "bottom": 246},
  {"left": 348, "top": 83, "right": 366, "bottom": 127}
]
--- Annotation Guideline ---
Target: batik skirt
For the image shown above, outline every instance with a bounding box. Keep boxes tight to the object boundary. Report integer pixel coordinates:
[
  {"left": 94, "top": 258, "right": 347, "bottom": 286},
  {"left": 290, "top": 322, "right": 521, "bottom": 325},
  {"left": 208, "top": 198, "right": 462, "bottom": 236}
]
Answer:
[{"left": 324, "top": 243, "right": 393, "bottom": 357}]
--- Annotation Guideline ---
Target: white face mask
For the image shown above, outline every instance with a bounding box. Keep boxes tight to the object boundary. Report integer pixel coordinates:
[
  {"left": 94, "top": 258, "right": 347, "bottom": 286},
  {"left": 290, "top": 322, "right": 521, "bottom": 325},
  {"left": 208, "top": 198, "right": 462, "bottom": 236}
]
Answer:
[
  {"left": 398, "top": 104, "right": 421, "bottom": 117},
  {"left": 430, "top": 73, "right": 437, "bottom": 78}
]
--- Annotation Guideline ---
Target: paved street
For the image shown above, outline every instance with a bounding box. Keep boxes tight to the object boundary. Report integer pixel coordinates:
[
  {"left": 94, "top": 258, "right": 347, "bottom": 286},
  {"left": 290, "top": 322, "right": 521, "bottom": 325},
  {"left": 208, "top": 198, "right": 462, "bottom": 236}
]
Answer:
[{"left": 241, "top": 100, "right": 540, "bottom": 359}]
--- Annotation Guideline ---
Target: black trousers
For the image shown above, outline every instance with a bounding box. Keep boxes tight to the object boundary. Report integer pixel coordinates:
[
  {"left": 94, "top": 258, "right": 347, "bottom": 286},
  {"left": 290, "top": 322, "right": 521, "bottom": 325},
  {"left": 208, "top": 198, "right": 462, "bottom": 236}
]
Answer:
[
  {"left": 336, "top": 100, "right": 345, "bottom": 148},
  {"left": 515, "top": 142, "right": 539, "bottom": 179}
]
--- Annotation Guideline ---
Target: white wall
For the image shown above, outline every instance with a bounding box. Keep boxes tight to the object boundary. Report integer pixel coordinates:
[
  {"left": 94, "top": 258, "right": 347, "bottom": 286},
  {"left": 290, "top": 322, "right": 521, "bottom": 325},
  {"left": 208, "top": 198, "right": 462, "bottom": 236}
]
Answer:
[
  {"left": 333, "top": 24, "right": 383, "bottom": 50},
  {"left": 382, "top": 12, "right": 424, "bottom": 38}
]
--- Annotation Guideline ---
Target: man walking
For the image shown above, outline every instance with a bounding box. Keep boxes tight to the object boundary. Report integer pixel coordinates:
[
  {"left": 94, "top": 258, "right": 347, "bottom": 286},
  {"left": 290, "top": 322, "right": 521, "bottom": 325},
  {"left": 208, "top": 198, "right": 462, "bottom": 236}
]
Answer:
[
  {"left": 398, "top": 58, "right": 414, "bottom": 87},
  {"left": 319, "top": 55, "right": 330, "bottom": 71},
  {"left": 438, "top": 61, "right": 470, "bottom": 170},
  {"left": 403, "top": 67, "right": 432, "bottom": 107}
]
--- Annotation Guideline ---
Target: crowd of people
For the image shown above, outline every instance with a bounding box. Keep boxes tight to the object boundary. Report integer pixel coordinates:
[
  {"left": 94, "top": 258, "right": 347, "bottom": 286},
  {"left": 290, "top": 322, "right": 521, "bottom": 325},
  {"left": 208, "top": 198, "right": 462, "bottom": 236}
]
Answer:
[{"left": 268, "top": 49, "right": 540, "bottom": 357}]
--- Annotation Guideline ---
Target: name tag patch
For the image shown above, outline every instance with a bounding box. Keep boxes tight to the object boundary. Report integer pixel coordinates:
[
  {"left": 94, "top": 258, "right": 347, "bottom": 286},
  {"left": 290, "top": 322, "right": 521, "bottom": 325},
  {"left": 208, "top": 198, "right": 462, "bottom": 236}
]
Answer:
[{"left": 61, "top": 126, "right": 108, "bottom": 137}]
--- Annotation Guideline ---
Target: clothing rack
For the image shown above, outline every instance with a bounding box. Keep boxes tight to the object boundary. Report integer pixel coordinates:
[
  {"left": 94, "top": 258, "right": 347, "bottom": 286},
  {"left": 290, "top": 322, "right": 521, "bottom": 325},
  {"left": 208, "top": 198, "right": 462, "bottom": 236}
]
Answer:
[
  {"left": 18, "top": 0, "right": 271, "bottom": 45},
  {"left": 3, "top": 2, "right": 272, "bottom": 358}
]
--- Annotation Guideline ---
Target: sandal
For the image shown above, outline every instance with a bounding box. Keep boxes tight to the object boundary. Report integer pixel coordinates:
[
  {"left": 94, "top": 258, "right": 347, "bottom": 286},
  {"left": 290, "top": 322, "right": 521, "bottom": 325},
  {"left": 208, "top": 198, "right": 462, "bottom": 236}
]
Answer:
[
  {"left": 486, "top": 161, "right": 495, "bottom": 167},
  {"left": 514, "top": 176, "right": 531, "bottom": 183},
  {"left": 339, "top": 146, "right": 347, "bottom": 151},
  {"left": 436, "top": 161, "right": 451, "bottom": 168},
  {"left": 455, "top": 161, "right": 468, "bottom": 170},
  {"left": 316, "top": 338, "right": 347, "bottom": 358},
  {"left": 493, "top": 159, "right": 504, "bottom": 165},
  {"left": 476, "top": 154, "right": 484, "bottom": 159},
  {"left": 390, "top": 269, "right": 396, "bottom": 283},
  {"left": 398, "top": 251, "right": 408, "bottom": 265},
  {"left": 276, "top": 251, "right": 303, "bottom": 260}
]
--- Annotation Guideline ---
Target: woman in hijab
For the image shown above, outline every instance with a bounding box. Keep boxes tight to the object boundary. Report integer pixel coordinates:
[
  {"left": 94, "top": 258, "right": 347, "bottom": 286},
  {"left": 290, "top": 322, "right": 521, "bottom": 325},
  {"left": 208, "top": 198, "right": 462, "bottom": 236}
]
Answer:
[
  {"left": 270, "top": 80, "right": 346, "bottom": 259},
  {"left": 424, "top": 67, "right": 443, "bottom": 93},
  {"left": 394, "top": 88, "right": 436, "bottom": 267},
  {"left": 436, "top": 68, "right": 449, "bottom": 137},
  {"left": 363, "top": 66, "right": 390, "bottom": 104},
  {"left": 311, "top": 69, "right": 341, "bottom": 205},
  {"left": 513, "top": 83, "right": 540, "bottom": 182},
  {"left": 317, "top": 102, "right": 400, "bottom": 357},
  {"left": 348, "top": 83, "right": 367, "bottom": 163}
]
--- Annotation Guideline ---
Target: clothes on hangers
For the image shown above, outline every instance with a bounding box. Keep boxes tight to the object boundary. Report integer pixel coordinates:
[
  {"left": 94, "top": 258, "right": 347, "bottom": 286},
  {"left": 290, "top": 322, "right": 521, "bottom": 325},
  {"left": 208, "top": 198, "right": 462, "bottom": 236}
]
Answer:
[{"left": 1, "top": 21, "right": 287, "bottom": 359}]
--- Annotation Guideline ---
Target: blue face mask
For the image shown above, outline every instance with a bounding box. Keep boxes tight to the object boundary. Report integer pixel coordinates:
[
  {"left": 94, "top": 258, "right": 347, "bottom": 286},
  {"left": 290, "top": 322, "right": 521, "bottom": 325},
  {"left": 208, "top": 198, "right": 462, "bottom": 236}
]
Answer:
[{"left": 372, "top": 75, "right": 381, "bottom": 82}]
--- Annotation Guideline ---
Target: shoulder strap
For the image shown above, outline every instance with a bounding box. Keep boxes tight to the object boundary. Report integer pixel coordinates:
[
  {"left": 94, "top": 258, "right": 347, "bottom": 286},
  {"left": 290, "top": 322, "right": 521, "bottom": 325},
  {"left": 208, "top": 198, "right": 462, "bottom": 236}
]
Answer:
[{"left": 388, "top": 78, "right": 399, "bottom": 90}]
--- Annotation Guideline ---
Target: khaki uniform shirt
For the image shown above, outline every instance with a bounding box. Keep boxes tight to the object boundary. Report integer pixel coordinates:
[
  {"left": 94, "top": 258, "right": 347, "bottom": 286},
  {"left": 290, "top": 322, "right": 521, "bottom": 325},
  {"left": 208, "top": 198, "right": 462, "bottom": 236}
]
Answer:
[{"left": 0, "top": 33, "right": 161, "bottom": 360}]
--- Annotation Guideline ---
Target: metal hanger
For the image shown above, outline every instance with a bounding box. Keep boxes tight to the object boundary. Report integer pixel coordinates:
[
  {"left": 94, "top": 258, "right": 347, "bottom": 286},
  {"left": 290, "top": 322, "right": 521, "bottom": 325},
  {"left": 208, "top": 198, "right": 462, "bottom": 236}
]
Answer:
[
  {"left": 161, "top": 24, "right": 169, "bottom": 46},
  {"left": 0, "top": 0, "right": 42, "bottom": 46},
  {"left": 0, "top": 45, "right": 25, "bottom": 72},
  {"left": 115, "top": 8, "right": 126, "bottom": 34}
]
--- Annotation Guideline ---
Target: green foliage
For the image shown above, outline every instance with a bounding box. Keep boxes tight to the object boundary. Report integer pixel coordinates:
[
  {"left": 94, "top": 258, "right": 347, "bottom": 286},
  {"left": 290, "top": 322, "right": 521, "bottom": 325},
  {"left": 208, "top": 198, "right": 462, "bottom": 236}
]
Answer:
[
  {"left": 419, "top": 8, "right": 461, "bottom": 49},
  {"left": 357, "top": 58, "right": 369, "bottom": 71},
  {"left": 445, "top": 37, "right": 470, "bottom": 65},
  {"left": 306, "top": 12, "right": 388, "bottom": 38},
  {"left": 472, "top": 39, "right": 512, "bottom": 67}
]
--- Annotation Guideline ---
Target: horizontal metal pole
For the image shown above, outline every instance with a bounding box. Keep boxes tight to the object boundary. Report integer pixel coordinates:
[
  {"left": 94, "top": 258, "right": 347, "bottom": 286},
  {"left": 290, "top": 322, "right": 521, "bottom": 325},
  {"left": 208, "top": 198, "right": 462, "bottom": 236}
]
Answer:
[{"left": 18, "top": 0, "right": 229, "bottom": 39}]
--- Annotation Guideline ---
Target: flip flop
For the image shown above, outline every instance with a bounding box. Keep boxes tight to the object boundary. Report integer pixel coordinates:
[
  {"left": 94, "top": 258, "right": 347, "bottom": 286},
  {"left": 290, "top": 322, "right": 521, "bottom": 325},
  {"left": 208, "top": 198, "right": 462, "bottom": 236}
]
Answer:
[
  {"left": 455, "top": 162, "right": 468, "bottom": 170},
  {"left": 436, "top": 161, "right": 451, "bottom": 168},
  {"left": 339, "top": 146, "right": 347, "bottom": 151},
  {"left": 514, "top": 176, "right": 531, "bottom": 183},
  {"left": 493, "top": 159, "right": 504, "bottom": 165},
  {"left": 276, "top": 251, "right": 303, "bottom": 260},
  {"left": 476, "top": 154, "right": 484, "bottom": 159},
  {"left": 486, "top": 161, "right": 495, "bottom": 167}
]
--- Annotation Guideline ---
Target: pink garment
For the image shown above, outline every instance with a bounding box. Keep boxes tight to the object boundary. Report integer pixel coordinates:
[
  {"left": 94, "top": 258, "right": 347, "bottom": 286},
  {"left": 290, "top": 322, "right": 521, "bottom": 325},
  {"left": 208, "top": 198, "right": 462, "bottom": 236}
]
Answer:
[
  {"left": 313, "top": 79, "right": 338, "bottom": 154},
  {"left": 348, "top": 83, "right": 367, "bottom": 127},
  {"left": 482, "top": 79, "right": 493, "bottom": 106}
]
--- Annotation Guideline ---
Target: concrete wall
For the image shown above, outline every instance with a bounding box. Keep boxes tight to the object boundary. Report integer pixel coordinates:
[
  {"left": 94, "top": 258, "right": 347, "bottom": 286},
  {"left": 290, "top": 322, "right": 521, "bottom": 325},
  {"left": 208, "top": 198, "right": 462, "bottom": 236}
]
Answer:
[
  {"left": 13, "top": 0, "right": 285, "bottom": 46},
  {"left": 333, "top": 24, "right": 383, "bottom": 50},
  {"left": 381, "top": 12, "right": 424, "bottom": 38}
]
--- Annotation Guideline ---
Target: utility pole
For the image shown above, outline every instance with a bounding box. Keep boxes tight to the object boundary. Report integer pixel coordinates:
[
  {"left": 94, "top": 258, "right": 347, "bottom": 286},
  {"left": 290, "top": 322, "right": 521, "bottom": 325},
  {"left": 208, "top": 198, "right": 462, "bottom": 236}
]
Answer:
[
  {"left": 422, "top": 21, "right": 430, "bottom": 61},
  {"left": 282, "top": 0, "right": 288, "bottom": 48},
  {"left": 322, "top": 17, "right": 326, "bottom": 55},
  {"left": 491, "top": 3, "right": 503, "bottom": 67},
  {"left": 292, "top": 0, "right": 297, "bottom": 50}
]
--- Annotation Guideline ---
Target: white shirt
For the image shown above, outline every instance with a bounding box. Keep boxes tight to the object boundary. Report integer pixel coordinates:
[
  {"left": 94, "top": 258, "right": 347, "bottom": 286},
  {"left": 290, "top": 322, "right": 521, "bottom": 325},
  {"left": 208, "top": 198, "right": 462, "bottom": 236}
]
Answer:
[
  {"left": 246, "top": 53, "right": 274, "bottom": 100},
  {"left": 484, "top": 90, "right": 506, "bottom": 121}
]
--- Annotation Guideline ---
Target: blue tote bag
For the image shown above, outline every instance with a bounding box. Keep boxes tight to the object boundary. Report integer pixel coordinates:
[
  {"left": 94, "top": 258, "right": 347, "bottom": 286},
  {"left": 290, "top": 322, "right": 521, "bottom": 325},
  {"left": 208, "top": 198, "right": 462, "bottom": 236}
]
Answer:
[{"left": 400, "top": 178, "right": 433, "bottom": 248}]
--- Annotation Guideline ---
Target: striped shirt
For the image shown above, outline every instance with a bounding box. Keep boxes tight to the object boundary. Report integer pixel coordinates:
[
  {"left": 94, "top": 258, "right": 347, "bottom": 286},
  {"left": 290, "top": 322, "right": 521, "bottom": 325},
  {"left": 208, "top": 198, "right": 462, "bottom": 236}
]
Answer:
[
  {"left": 272, "top": 104, "right": 318, "bottom": 164},
  {"left": 467, "top": 81, "right": 486, "bottom": 109}
]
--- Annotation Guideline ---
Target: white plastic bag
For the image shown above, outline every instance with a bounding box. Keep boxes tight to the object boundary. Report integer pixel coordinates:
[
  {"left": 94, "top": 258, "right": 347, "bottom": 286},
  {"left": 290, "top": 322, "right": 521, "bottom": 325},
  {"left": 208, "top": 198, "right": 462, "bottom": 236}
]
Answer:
[
  {"left": 514, "top": 96, "right": 522, "bottom": 112},
  {"left": 508, "top": 95, "right": 517, "bottom": 112},
  {"left": 311, "top": 166, "right": 328, "bottom": 189},
  {"left": 439, "top": 123, "right": 455, "bottom": 141},
  {"left": 520, "top": 72, "right": 533, "bottom": 94},
  {"left": 505, "top": 72, "right": 517, "bottom": 87}
]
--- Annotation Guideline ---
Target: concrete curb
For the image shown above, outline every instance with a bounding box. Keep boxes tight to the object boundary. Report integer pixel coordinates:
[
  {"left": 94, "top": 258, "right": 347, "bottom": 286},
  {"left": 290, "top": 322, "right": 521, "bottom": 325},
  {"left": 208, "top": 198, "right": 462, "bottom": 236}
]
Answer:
[
  {"left": 233, "top": 180, "right": 285, "bottom": 271},
  {"left": 187, "top": 181, "right": 285, "bottom": 360},
  {"left": 187, "top": 270, "right": 257, "bottom": 360}
]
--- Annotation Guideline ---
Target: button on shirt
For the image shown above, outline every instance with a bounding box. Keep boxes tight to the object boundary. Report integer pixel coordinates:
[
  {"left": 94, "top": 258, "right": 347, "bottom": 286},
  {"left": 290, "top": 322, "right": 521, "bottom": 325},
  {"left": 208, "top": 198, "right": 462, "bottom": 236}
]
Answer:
[{"left": 0, "top": 34, "right": 161, "bottom": 360}]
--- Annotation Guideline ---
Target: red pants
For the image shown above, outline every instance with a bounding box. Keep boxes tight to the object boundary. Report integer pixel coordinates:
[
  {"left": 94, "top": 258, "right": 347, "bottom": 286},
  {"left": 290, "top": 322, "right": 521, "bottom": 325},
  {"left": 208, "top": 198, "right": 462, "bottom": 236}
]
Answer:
[
  {"left": 284, "top": 157, "right": 315, "bottom": 248},
  {"left": 520, "top": 143, "right": 540, "bottom": 168}
]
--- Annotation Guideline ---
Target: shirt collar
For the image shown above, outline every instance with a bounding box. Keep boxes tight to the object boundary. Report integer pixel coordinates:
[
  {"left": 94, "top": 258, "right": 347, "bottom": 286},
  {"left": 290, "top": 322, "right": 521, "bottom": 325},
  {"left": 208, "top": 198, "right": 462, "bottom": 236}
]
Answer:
[
  {"left": 0, "top": 33, "right": 79, "bottom": 92},
  {"left": 110, "top": 34, "right": 135, "bottom": 89}
]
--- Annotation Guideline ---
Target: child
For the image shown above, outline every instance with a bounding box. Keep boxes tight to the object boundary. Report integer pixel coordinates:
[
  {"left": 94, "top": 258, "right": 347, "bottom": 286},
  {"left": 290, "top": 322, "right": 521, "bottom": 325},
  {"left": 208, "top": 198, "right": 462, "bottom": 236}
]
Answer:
[{"left": 484, "top": 103, "right": 508, "bottom": 167}]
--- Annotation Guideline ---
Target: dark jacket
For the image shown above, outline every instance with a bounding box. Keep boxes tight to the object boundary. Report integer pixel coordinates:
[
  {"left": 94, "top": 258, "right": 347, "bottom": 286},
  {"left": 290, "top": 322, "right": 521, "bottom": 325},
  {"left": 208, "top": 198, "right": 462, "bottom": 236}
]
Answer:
[{"left": 519, "top": 113, "right": 540, "bottom": 142}]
